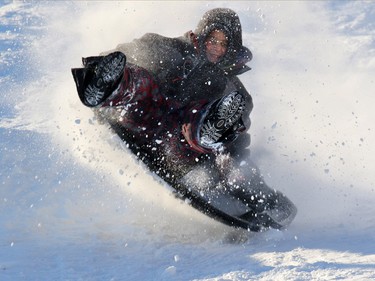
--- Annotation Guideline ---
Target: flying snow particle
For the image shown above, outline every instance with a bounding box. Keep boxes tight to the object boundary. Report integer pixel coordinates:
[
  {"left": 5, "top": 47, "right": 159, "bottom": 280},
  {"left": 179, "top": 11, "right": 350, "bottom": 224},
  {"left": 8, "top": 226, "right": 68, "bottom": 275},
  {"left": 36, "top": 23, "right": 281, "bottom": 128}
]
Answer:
[{"left": 164, "top": 266, "right": 176, "bottom": 275}]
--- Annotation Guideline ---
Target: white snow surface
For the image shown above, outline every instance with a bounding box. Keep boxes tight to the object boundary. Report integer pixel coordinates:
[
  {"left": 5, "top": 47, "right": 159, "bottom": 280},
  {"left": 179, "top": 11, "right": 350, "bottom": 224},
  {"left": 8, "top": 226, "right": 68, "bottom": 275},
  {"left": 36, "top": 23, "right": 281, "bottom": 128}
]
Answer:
[{"left": 1, "top": 1, "right": 375, "bottom": 280}]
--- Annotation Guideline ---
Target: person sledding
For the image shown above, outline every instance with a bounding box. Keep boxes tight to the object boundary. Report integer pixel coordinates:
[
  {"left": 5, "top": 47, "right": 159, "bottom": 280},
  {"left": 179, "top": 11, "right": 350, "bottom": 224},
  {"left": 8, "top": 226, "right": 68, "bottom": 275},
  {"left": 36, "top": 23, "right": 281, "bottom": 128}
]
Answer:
[
  {"left": 71, "top": 8, "right": 297, "bottom": 231},
  {"left": 72, "top": 8, "right": 252, "bottom": 165}
]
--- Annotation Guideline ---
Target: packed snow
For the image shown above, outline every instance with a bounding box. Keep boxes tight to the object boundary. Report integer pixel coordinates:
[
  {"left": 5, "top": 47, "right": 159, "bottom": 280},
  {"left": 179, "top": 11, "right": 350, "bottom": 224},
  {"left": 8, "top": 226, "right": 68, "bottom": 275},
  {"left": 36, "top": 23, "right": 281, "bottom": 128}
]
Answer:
[{"left": 1, "top": 1, "right": 374, "bottom": 280}]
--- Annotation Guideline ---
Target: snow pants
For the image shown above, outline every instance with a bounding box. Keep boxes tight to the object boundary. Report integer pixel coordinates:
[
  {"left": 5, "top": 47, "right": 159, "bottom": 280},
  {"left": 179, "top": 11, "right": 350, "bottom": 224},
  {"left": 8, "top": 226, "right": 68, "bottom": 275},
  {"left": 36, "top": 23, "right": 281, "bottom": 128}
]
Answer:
[{"left": 95, "top": 63, "right": 211, "bottom": 176}]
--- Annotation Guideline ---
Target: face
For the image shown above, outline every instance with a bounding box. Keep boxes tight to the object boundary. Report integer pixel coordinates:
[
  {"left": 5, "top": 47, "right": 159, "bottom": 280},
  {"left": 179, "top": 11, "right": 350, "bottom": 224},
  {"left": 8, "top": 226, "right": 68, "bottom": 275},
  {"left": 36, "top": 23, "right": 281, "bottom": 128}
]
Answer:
[{"left": 204, "top": 30, "right": 228, "bottom": 63}]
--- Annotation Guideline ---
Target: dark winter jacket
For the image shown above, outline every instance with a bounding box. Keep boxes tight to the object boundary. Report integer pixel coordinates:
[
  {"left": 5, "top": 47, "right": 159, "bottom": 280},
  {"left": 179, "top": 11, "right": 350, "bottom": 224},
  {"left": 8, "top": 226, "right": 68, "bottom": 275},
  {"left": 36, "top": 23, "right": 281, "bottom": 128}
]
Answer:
[{"left": 104, "top": 8, "right": 253, "bottom": 152}]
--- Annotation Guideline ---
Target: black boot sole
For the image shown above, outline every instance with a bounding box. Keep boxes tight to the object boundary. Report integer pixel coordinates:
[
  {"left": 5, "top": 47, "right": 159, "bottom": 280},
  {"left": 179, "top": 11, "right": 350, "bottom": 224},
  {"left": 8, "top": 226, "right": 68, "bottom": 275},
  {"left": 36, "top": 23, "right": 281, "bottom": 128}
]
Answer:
[
  {"left": 200, "top": 91, "right": 245, "bottom": 147},
  {"left": 82, "top": 51, "right": 126, "bottom": 107}
]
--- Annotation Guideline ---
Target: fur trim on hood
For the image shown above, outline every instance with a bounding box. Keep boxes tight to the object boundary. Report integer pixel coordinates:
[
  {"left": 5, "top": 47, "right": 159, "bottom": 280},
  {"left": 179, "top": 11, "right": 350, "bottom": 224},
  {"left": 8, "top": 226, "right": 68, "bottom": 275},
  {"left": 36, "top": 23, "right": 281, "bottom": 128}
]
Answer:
[{"left": 194, "top": 8, "right": 252, "bottom": 75}]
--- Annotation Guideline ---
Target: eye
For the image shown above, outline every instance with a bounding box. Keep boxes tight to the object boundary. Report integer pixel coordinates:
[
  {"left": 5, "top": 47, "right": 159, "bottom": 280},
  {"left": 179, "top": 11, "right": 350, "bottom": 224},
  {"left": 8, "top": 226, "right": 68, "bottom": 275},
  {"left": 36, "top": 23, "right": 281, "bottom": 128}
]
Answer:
[
  {"left": 207, "top": 37, "right": 228, "bottom": 48},
  {"left": 220, "top": 41, "right": 228, "bottom": 48}
]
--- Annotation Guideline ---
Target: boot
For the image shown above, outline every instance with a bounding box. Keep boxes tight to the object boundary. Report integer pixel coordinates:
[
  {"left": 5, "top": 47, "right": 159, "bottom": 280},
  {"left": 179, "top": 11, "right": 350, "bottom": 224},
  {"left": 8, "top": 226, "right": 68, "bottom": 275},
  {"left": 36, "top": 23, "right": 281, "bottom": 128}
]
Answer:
[
  {"left": 71, "top": 51, "right": 126, "bottom": 107},
  {"left": 199, "top": 91, "right": 246, "bottom": 149}
]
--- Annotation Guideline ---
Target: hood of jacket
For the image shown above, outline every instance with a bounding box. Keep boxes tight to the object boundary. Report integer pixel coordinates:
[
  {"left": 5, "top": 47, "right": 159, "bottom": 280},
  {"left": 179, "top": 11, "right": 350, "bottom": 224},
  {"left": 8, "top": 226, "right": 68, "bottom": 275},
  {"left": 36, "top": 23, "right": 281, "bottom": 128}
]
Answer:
[{"left": 193, "top": 8, "right": 252, "bottom": 75}]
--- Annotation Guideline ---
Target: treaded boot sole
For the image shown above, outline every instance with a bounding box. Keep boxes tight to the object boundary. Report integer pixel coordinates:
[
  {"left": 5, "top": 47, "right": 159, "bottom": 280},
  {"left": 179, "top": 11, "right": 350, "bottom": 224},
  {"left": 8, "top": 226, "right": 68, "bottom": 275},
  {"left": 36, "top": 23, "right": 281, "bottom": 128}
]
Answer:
[
  {"left": 200, "top": 91, "right": 245, "bottom": 147},
  {"left": 83, "top": 51, "right": 126, "bottom": 107}
]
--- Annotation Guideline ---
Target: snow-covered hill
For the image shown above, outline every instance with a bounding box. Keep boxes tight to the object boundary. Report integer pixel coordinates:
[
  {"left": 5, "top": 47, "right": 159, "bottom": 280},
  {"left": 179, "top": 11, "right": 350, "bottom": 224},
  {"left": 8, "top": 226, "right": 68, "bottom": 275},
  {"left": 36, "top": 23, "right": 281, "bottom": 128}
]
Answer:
[{"left": 1, "top": 1, "right": 374, "bottom": 280}]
